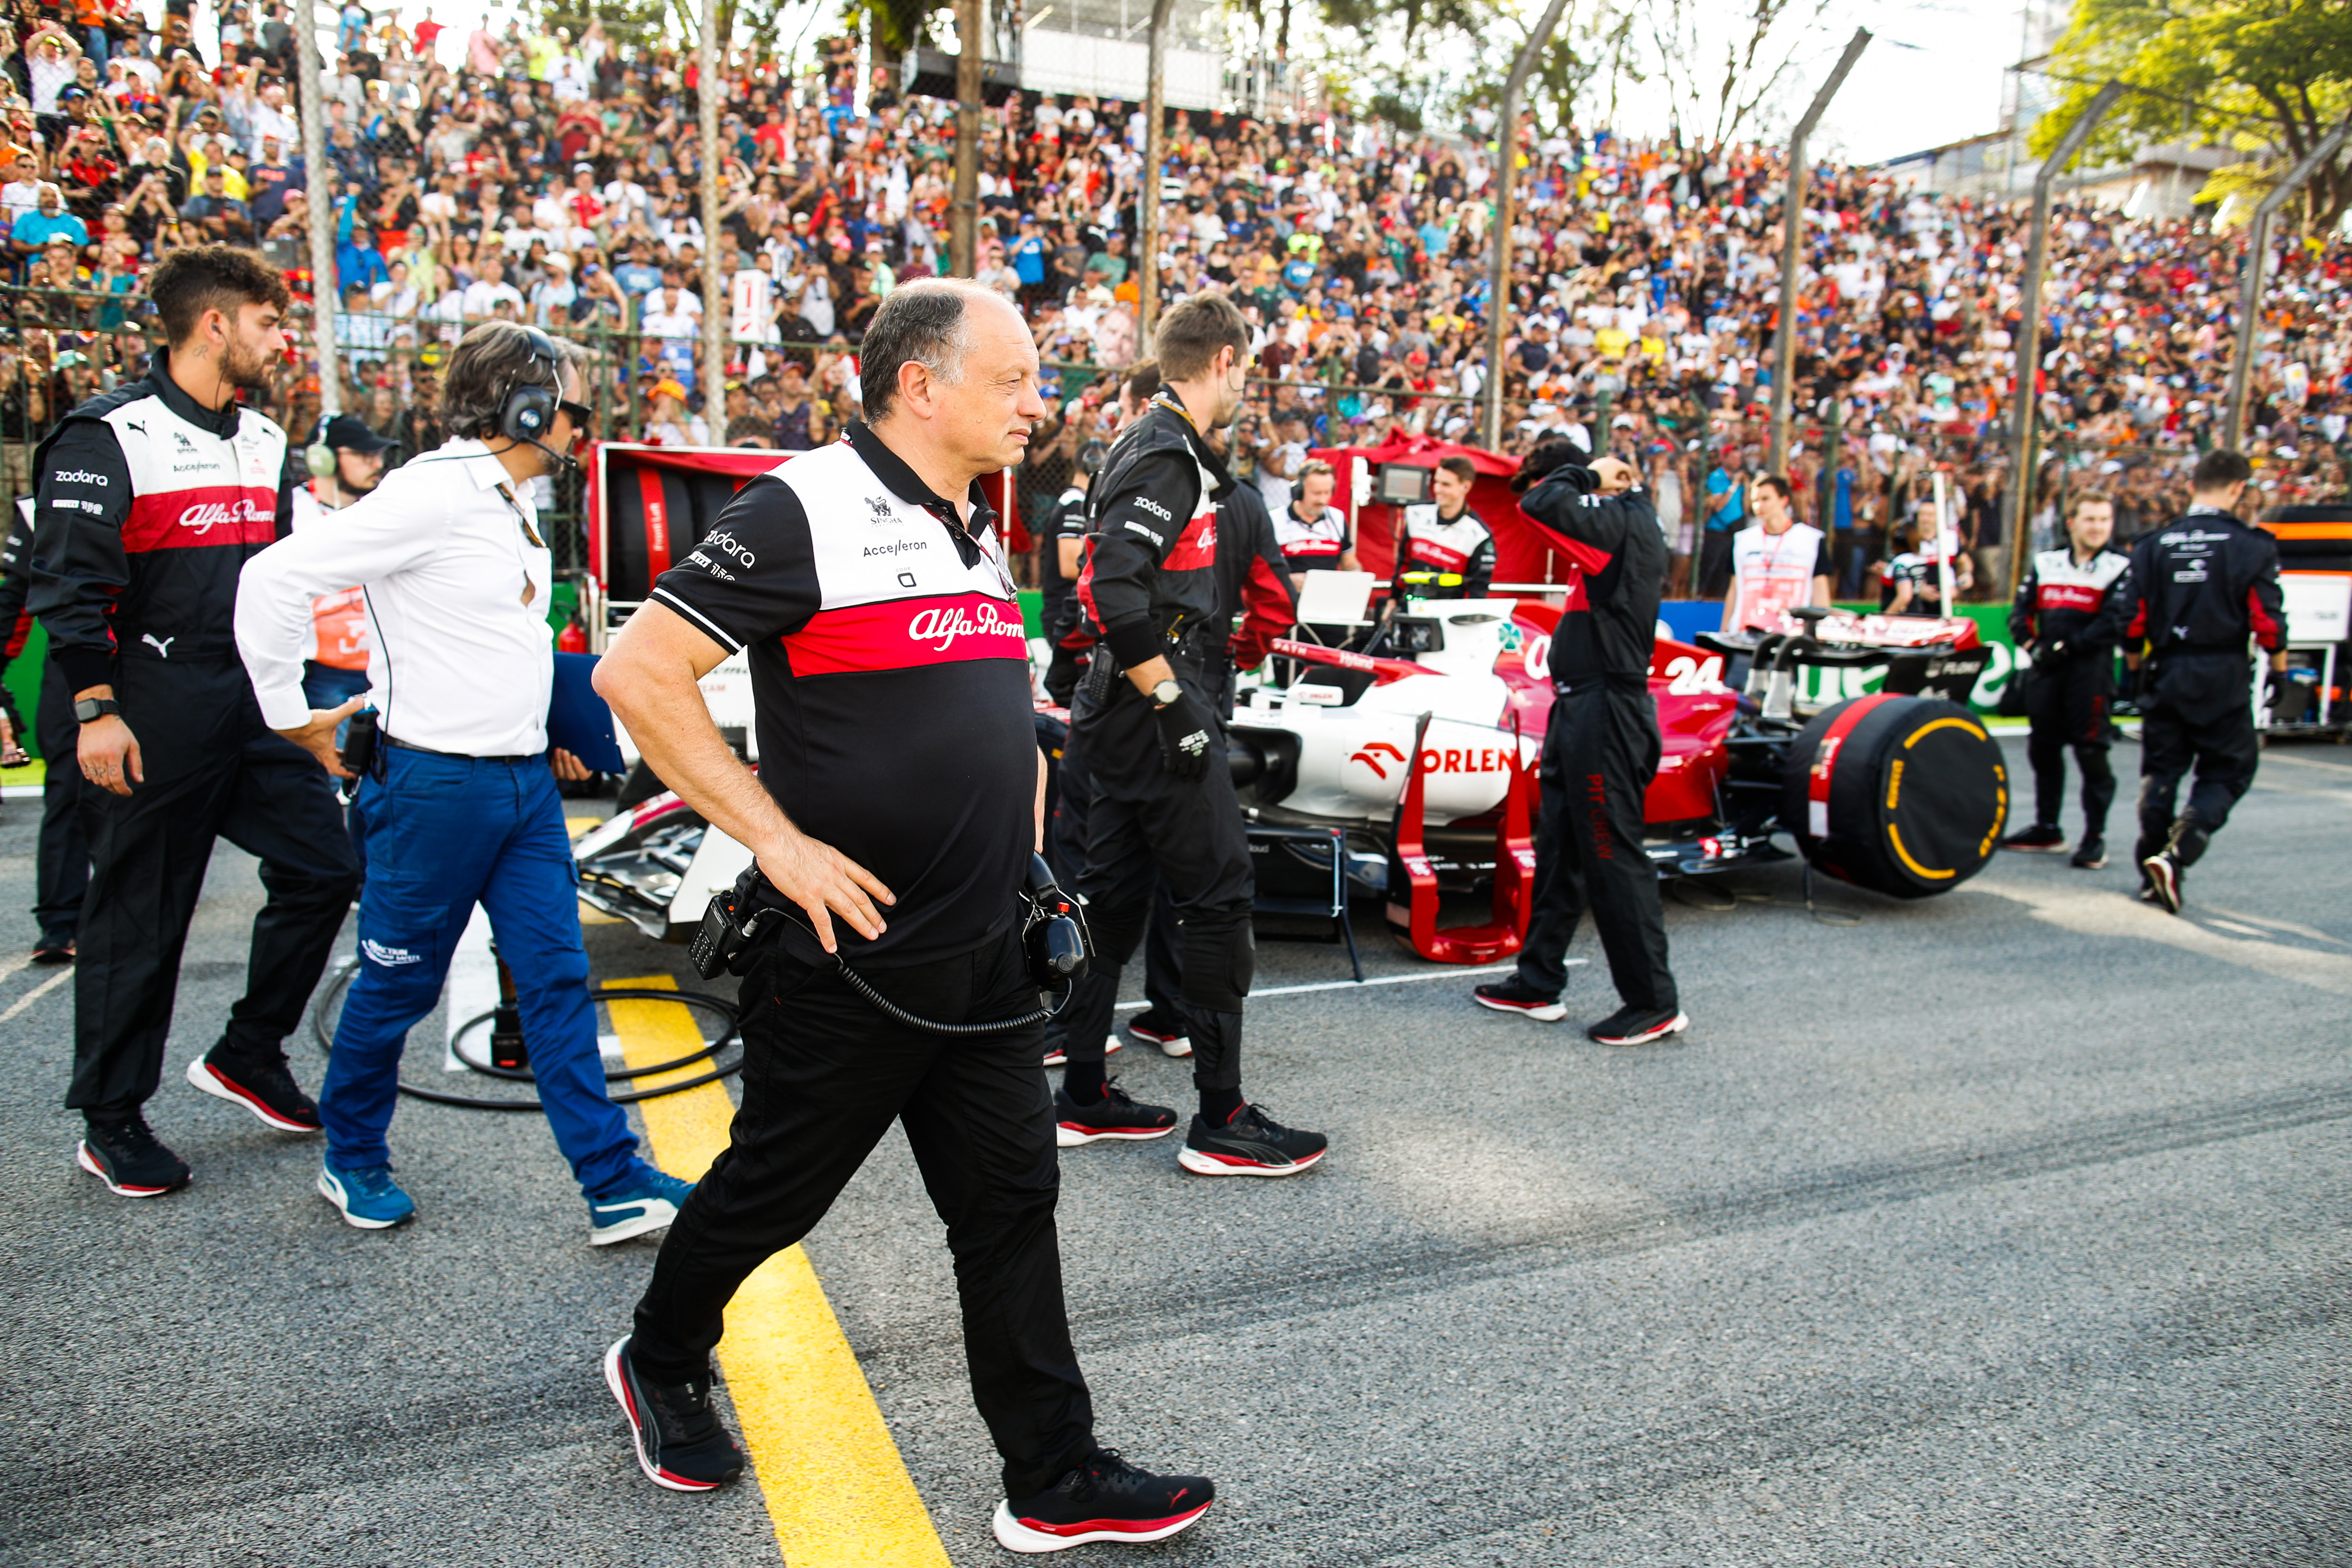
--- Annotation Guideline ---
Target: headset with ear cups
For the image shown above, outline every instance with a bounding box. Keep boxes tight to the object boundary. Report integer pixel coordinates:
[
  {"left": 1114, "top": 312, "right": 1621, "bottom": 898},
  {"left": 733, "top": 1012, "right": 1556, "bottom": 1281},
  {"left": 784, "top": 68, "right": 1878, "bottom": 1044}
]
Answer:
[
  {"left": 304, "top": 413, "right": 337, "bottom": 480},
  {"left": 498, "top": 324, "right": 563, "bottom": 445}
]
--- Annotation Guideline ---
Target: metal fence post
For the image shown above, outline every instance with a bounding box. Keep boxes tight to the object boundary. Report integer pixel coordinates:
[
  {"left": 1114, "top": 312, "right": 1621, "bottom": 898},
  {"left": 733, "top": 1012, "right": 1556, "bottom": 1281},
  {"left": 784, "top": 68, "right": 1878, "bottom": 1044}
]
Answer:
[
  {"left": 2223, "top": 115, "right": 2352, "bottom": 450},
  {"left": 1139, "top": 0, "right": 1176, "bottom": 345},
  {"left": 299, "top": 0, "right": 340, "bottom": 415},
  {"left": 2003, "top": 80, "right": 2124, "bottom": 605},
  {"left": 1479, "top": 0, "right": 1570, "bottom": 451},
  {"left": 699, "top": 0, "right": 728, "bottom": 411},
  {"left": 1766, "top": 28, "right": 1870, "bottom": 477}
]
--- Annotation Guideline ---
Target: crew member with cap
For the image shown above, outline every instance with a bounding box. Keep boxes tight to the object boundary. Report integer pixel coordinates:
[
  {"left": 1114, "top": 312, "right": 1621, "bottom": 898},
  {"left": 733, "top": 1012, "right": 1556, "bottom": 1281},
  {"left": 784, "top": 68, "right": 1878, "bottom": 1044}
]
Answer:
[
  {"left": 1393, "top": 454, "right": 1494, "bottom": 600},
  {"left": 1472, "top": 442, "right": 1687, "bottom": 1045},
  {"left": 1054, "top": 290, "right": 1328, "bottom": 1176},
  {"left": 234, "top": 321, "right": 691, "bottom": 1240},
  {"left": 31, "top": 245, "right": 362, "bottom": 1198},
  {"left": 290, "top": 411, "right": 398, "bottom": 716},
  {"left": 2089, "top": 449, "right": 2285, "bottom": 913}
]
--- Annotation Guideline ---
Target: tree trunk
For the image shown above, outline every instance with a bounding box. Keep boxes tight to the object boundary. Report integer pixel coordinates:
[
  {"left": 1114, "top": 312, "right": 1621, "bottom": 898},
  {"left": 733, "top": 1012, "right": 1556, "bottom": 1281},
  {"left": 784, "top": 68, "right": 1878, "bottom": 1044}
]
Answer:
[{"left": 950, "top": 0, "right": 982, "bottom": 276}]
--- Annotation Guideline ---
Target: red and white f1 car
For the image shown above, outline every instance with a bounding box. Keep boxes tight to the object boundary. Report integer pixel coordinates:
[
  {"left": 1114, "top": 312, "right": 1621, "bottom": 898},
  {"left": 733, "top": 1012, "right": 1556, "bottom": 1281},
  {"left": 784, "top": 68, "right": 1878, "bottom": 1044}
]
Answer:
[{"left": 1227, "top": 597, "right": 2010, "bottom": 962}]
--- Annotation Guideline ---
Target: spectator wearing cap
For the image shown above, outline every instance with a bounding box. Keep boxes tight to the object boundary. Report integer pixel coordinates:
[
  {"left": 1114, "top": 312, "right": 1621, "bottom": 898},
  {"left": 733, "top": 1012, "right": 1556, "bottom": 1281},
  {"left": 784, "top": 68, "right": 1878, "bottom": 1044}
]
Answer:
[
  {"left": 246, "top": 132, "right": 299, "bottom": 226},
  {"left": 529, "top": 250, "right": 576, "bottom": 328},
  {"left": 2, "top": 147, "right": 44, "bottom": 227},
  {"left": 642, "top": 378, "right": 706, "bottom": 446},
  {"left": 288, "top": 410, "right": 400, "bottom": 717}
]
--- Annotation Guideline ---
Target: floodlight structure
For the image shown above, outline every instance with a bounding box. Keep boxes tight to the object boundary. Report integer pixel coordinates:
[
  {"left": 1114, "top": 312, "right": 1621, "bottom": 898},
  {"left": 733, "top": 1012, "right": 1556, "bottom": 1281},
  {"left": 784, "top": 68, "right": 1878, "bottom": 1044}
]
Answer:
[
  {"left": 299, "top": 0, "right": 339, "bottom": 412},
  {"left": 2222, "top": 116, "right": 2352, "bottom": 450},
  {"left": 1480, "top": 0, "right": 1573, "bottom": 451},
  {"left": 1139, "top": 0, "right": 1178, "bottom": 342},
  {"left": 1765, "top": 28, "right": 1872, "bottom": 476}
]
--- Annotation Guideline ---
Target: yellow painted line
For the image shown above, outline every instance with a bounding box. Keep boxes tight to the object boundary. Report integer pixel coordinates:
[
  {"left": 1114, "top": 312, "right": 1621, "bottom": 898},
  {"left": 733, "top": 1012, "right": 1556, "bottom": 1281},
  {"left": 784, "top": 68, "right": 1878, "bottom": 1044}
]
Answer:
[{"left": 604, "top": 977, "right": 951, "bottom": 1568}]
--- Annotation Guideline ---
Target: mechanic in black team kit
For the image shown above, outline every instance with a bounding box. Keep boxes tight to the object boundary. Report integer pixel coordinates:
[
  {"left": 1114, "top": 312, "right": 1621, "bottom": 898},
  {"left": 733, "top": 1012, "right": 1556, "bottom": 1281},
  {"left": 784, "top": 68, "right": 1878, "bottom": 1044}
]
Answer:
[
  {"left": 593, "top": 281, "right": 1216, "bottom": 1553},
  {"left": 1394, "top": 454, "right": 1495, "bottom": 600},
  {"left": 1038, "top": 438, "right": 1106, "bottom": 707},
  {"left": 1472, "top": 442, "right": 1687, "bottom": 1046},
  {"left": 2090, "top": 449, "right": 2286, "bottom": 914},
  {"left": 1054, "top": 291, "right": 1328, "bottom": 1176},
  {"left": 31, "top": 246, "right": 362, "bottom": 1197},
  {"left": 2002, "top": 492, "right": 2129, "bottom": 868}
]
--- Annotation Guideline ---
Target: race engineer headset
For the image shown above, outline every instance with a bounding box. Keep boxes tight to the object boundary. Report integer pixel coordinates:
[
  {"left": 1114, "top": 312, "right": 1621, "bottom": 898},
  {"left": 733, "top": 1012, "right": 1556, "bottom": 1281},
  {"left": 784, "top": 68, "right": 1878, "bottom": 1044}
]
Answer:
[
  {"left": 30, "top": 244, "right": 362, "bottom": 1201},
  {"left": 2088, "top": 448, "right": 2286, "bottom": 914},
  {"left": 1470, "top": 440, "right": 1688, "bottom": 1047},
  {"left": 588, "top": 282, "right": 1220, "bottom": 1551},
  {"left": 1057, "top": 289, "right": 1328, "bottom": 1176},
  {"left": 235, "top": 320, "right": 681, "bottom": 1239},
  {"left": 2001, "top": 491, "right": 2128, "bottom": 867},
  {"left": 1393, "top": 454, "right": 1494, "bottom": 600}
]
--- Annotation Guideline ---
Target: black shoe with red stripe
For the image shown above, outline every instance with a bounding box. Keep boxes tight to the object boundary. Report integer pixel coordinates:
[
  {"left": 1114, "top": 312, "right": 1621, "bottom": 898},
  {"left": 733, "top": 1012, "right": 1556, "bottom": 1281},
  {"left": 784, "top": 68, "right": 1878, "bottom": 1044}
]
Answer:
[
  {"left": 1054, "top": 1080, "right": 1178, "bottom": 1147},
  {"left": 1124, "top": 1009, "right": 1192, "bottom": 1057},
  {"left": 603, "top": 1336, "right": 744, "bottom": 1492},
  {"left": 76, "top": 1114, "right": 191, "bottom": 1198},
  {"left": 993, "top": 1449, "right": 1214, "bottom": 1553},
  {"left": 1587, "top": 1005, "right": 1691, "bottom": 1046},
  {"left": 1176, "top": 1102, "right": 1326, "bottom": 1178},
  {"left": 1472, "top": 977, "right": 1567, "bottom": 1022},
  {"left": 186, "top": 1045, "right": 321, "bottom": 1133}
]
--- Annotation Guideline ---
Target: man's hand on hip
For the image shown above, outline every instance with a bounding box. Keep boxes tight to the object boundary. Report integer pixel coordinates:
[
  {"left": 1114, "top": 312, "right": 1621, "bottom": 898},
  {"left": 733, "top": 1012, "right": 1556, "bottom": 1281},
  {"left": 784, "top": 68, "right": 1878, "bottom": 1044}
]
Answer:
[
  {"left": 272, "top": 695, "right": 366, "bottom": 780},
  {"left": 756, "top": 826, "right": 896, "bottom": 955},
  {"left": 79, "top": 713, "right": 145, "bottom": 796}
]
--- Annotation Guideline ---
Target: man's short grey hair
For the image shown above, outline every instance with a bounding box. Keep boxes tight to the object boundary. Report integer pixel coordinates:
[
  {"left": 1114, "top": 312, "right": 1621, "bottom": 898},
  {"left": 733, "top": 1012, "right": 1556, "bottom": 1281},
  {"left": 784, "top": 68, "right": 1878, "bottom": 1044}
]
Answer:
[
  {"left": 441, "top": 322, "right": 580, "bottom": 441},
  {"left": 860, "top": 278, "right": 1001, "bottom": 422}
]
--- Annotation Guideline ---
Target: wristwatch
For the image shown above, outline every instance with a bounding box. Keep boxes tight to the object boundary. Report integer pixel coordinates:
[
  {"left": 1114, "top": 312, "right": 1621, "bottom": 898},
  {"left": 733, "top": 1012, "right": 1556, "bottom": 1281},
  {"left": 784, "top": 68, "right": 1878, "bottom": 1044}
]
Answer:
[
  {"left": 73, "top": 697, "right": 121, "bottom": 724},
  {"left": 1149, "top": 678, "right": 1184, "bottom": 708}
]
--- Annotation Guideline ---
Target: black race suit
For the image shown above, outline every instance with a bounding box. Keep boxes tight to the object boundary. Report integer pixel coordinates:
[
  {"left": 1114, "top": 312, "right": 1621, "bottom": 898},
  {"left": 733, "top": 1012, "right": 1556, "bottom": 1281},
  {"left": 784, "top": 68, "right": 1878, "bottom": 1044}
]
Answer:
[
  {"left": 2009, "top": 543, "right": 2130, "bottom": 839},
  {"left": 1039, "top": 484, "right": 1090, "bottom": 707},
  {"left": 2089, "top": 507, "right": 2285, "bottom": 869},
  {"left": 29, "top": 356, "right": 361, "bottom": 1122},
  {"left": 0, "top": 505, "right": 88, "bottom": 949},
  {"left": 1057, "top": 391, "right": 1253, "bottom": 1093},
  {"left": 1510, "top": 468, "right": 1678, "bottom": 1014}
]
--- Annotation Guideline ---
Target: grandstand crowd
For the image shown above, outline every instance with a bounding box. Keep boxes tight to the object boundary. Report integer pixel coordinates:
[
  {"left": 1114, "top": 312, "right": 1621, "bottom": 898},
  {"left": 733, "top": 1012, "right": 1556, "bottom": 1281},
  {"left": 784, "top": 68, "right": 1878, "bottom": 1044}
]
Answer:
[{"left": 1, "top": 1, "right": 2344, "bottom": 598}]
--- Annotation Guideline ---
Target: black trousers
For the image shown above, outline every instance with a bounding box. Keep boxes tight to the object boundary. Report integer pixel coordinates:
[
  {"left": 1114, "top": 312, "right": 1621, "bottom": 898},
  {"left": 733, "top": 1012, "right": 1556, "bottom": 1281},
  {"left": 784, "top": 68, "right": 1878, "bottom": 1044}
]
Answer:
[
  {"left": 1514, "top": 680, "right": 1678, "bottom": 1013},
  {"left": 66, "top": 661, "right": 361, "bottom": 1120},
  {"left": 1055, "top": 659, "right": 1254, "bottom": 1091},
  {"left": 1043, "top": 732, "right": 1180, "bottom": 1054},
  {"left": 2135, "top": 654, "right": 2260, "bottom": 868},
  {"left": 34, "top": 660, "right": 90, "bottom": 945},
  {"left": 2025, "top": 654, "right": 2116, "bottom": 837},
  {"left": 630, "top": 923, "right": 1096, "bottom": 1498},
  {"left": 1697, "top": 528, "right": 1736, "bottom": 598}
]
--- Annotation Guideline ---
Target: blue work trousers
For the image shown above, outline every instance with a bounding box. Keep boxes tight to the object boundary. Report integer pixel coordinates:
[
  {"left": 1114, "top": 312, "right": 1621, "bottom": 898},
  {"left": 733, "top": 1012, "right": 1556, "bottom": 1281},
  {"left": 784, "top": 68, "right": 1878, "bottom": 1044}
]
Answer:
[{"left": 321, "top": 747, "right": 641, "bottom": 1197}]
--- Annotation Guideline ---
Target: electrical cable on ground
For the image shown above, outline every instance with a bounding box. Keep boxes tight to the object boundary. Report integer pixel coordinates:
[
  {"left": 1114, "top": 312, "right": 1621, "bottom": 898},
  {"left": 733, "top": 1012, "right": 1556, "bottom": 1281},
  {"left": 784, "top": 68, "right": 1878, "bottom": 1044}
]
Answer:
[{"left": 309, "top": 963, "right": 742, "bottom": 1111}]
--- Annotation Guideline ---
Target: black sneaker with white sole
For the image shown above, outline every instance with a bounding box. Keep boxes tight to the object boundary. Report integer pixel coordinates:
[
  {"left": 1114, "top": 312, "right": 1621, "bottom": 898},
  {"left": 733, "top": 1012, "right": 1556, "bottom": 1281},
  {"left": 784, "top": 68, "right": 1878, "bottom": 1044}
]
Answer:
[
  {"left": 994, "top": 1449, "right": 1214, "bottom": 1554},
  {"left": 603, "top": 1336, "right": 745, "bottom": 1492},
  {"left": 1041, "top": 1035, "right": 1121, "bottom": 1068},
  {"left": 1125, "top": 1009, "right": 1192, "bottom": 1057},
  {"left": 2000, "top": 824, "right": 2067, "bottom": 852},
  {"left": 2070, "top": 836, "right": 2107, "bottom": 869},
  {"left": 186, "top": 1045, "right": 321, "bottom": 1133},
  {"left": 1472, "top": 976, "right": 1566, "bottom": 1022},
  {"left": 1177, "top": 1103, "right": 1327, "bottom": 1177},
  {"left": 1054, "top": 1080, "right": 1178, "bottom": 1147},
  {"left": 1586, "top": 1005, "right": 1690, "bottom": 1046},
  {"left": 77, "top": 1114, "right": 191, "bottom": 1197},
  {"left": 2141, "top": 850, "right": 2184, "bottom": 914}
]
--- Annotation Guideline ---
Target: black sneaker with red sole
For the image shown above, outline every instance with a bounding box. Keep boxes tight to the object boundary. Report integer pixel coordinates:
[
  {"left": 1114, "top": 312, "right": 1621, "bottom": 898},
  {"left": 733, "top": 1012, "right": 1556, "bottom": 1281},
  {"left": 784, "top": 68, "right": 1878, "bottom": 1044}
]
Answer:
[
  {"left": 603, "top": 1336, "right": 745, "bottom": 1492},
  {"left": 993, "top": 1449, "right": 1214, "bottom": 1553},
  {"left": 1124, "top": 1009, "right": 1192, "bottom": 1057},
  {"left": 1472, "top": 977, "right": 1567, "bottom": 1021},
  {"left": 1041, "top": 1035, "right": 1121, "bottom": 1067},
  {"left": 1587, "top": 1005, "right": 1691, "bottom": 1046},
  {"left": 1055, "top": 1080, "right": 1178, "bottom": 1147},
  {"left": 2141, "top": 851, "right": 2184, "bottom": 914},
  {"left": 2000, "top": 825, "right": 2067, "bottom": 852},
  {"left": 186, "top": 1046, "right": 322, "bottom": 1133},
  {"left": 76, "top": 1114, "right": 191, "bottom": 1198},
  {"left": 1177, "top": 1103, "right": 1327, "bottom": 1177}
]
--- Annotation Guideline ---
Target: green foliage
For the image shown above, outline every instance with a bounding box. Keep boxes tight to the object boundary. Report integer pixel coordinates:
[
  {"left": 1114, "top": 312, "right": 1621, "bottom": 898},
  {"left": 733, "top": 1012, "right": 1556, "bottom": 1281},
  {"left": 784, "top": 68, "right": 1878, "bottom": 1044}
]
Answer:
[
  {"left": 1369, "top": 91, "right": 1425, "bottom": 132},
  {"left": 2038, "top": 0, "right": 2352, "bottom": 230}
]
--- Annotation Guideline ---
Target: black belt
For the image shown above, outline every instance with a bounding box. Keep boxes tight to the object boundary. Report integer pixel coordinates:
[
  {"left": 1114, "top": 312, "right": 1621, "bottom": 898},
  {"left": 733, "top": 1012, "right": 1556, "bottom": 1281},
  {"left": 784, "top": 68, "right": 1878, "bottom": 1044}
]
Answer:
[{"left": 385, "top": 735, "right": 537, "bottom": 764}]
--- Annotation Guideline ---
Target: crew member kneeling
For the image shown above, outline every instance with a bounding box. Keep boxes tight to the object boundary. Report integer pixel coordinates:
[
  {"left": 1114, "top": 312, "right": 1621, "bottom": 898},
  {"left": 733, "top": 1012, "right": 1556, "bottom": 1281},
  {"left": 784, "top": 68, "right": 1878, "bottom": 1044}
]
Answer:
[
  {"left": 594, "top": 281, "right": 1216, "bottom": 1552},
  {"left": 1473, "top": 444, "right": 1687, "bottom": 1045},
  {"left": 234, "top": 322, "right": 689, "bottom": 1239}
]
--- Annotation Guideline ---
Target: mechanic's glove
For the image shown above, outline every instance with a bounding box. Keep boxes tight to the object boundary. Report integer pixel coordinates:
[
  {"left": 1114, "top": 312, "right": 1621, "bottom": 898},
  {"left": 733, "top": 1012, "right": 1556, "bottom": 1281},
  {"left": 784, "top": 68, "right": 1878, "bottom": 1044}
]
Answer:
[
  {"left": 2042, "top": 637, "right": 2070, "bottom": 662},
  {"left": 1151, "top": 688, "right": 1215, "bottom": 780}
]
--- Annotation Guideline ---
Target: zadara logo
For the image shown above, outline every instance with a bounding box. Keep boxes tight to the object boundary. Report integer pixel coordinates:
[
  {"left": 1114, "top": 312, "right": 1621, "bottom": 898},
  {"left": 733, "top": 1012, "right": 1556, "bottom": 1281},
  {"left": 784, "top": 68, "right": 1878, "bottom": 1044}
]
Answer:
[
  {"left": 906, "top": 601, "right": 1022, "bottom": 653},
  {"left": 178, "top": 498, "right": 268, "bottom": 534}
]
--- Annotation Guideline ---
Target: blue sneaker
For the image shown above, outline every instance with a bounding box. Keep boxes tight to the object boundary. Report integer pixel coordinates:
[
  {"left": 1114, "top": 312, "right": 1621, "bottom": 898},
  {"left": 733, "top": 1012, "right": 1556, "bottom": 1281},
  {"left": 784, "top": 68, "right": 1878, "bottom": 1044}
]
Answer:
[
  {"left": 589, "top": 1167, "right": 694, "bottom": 1247},
  {"left": 317, "top": 1159, "right": 415, "bottom": 1230}
]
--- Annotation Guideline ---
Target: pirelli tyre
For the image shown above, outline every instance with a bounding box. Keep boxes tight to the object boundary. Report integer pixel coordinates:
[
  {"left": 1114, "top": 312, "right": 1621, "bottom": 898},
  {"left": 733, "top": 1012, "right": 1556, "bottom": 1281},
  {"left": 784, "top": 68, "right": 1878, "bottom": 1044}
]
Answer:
[{"left": 1780, "top": 693, "right": 2007, "bottom": 899}]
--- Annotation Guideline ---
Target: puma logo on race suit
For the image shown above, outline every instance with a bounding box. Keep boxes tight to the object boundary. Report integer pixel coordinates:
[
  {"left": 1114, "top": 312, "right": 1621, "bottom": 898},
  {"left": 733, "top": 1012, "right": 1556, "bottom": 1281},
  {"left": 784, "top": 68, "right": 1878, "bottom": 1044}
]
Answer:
[
  {"left": 142, "top": 634, "right": 175, "bottom": 658},
  {"left": 907, "top": 601, "right": 1022, "bottom": 653},
  {"left": 178, "top": 498, "right": 269, "bottom": 534}
]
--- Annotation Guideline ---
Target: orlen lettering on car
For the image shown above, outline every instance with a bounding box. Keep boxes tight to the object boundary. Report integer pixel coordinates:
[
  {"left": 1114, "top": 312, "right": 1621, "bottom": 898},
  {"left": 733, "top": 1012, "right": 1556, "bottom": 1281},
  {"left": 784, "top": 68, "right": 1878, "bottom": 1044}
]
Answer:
[{"left": 783, "top": 593, "right": 1028, "bottom": 675}]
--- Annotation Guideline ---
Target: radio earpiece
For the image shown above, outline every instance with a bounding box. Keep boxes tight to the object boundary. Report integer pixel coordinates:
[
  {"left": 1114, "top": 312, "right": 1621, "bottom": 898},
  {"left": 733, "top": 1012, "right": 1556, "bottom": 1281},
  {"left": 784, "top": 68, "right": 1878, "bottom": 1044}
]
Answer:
[{"left": 305, "top": 415, "right": 336, "bottom": 479}]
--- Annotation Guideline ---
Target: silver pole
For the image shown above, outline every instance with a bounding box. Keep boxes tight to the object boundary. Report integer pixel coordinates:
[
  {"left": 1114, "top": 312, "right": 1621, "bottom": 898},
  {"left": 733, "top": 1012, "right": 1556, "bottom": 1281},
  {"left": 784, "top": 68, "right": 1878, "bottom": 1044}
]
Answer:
[
  {"left": 699, "top": 0, "right": 728, "bottom": 422},
  {"left": 2223, "top": 115, "right": 2352, "bottom": 450},
  {"left": 298, "top": 0, "right": 339, "bottom": 415},
  {"left": 1138, "top": 0, "right": 1175, "bottom": 343},
  {"left": 2002, "top": 80, "right": 2123, "bottom": 605},
  {"left": 1479, "top": 0, "right": 1571, "bottom": 451},
  {"left": 1766, "top": 28, "right": 1870, "bottom": 476}
]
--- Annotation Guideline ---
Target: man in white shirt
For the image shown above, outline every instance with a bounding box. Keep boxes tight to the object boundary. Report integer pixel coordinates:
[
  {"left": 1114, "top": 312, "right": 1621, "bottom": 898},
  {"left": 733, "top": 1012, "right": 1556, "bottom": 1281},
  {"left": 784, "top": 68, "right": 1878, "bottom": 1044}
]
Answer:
[
  {"left": 234, "top": 322, "right": 690, "bottom": 1242},
  {"left": 460, "top": 258, "right": 526, "bottom": 319},
  {"left": 1722, "top": 474, "right": 1831, "bottom": 631}
]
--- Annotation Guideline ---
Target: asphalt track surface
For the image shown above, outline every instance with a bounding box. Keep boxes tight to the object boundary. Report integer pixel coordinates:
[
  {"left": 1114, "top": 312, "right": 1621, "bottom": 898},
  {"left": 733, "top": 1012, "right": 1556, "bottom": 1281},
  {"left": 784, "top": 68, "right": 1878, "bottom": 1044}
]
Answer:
[{"left": 2, "top": 733, "right": 2346, "bottom": 1566}]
